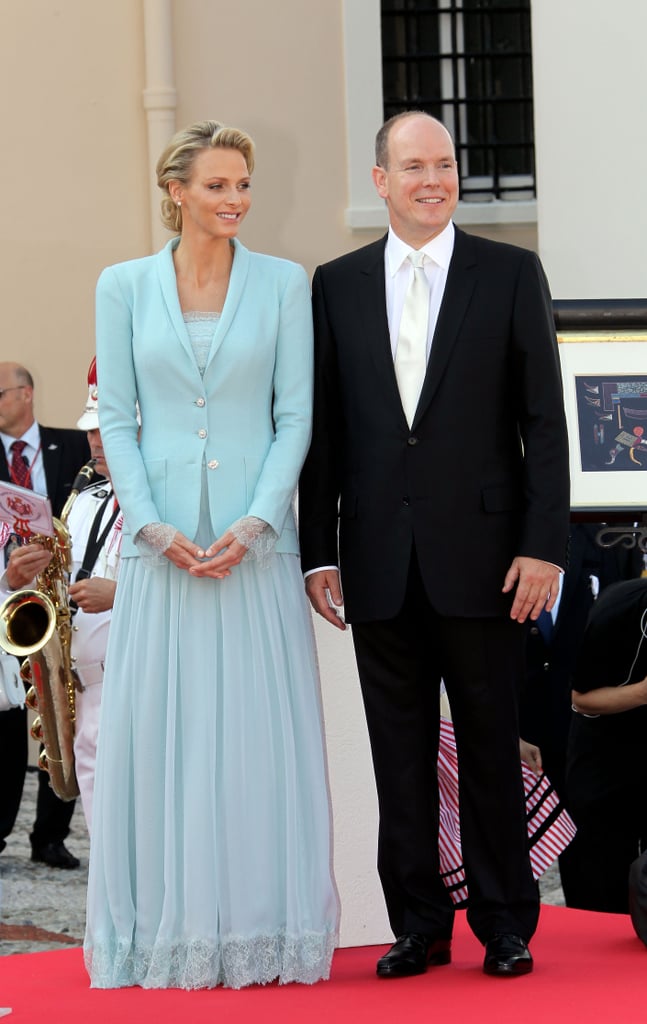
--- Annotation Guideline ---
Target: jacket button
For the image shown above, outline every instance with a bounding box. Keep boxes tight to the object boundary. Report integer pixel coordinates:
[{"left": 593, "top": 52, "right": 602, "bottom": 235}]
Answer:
[
  {"left": 407, "top": 436, "right": 418, "bottom": 446},
  {"left": 207, "top": 460, "right": 219, "bottom": 470},
  {"left": 196, "top": 397, "right": 205, "bottom": 407},
  {"left": 402, "top": 496, "right": 410, "bottom": 506},
  {"left": 198, "top": 429, "right": 207, "bottom": 439}
]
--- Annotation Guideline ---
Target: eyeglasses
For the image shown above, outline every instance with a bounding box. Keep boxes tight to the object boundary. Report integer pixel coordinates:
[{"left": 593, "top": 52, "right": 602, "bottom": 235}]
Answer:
[{"left": 0, "top": 386, "right": 26, "bottom": 400}]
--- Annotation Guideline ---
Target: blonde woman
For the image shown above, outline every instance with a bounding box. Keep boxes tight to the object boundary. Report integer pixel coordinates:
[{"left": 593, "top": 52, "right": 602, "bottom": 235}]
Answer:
[{"left": 85, "top": 121, "right": 338, "bottom": 990}]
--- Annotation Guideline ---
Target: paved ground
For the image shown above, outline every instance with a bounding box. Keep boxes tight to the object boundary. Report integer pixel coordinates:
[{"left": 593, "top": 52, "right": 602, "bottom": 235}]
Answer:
[
  {"left": 0, "top": 769, "right": 565, "bottom": 958},
  {"left": 0, "top": 770, "right": 89, "bottom": 955}
]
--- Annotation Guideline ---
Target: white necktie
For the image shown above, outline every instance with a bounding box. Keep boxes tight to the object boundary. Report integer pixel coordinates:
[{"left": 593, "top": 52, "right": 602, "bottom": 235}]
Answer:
[{"left": 395, "top": 251, "right": 429, "bottom": 427}]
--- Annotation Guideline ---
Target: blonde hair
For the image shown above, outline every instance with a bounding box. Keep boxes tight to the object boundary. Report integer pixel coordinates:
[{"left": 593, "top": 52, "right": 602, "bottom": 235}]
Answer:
[{"left": 156, "top": 120, "right": 255, "bottom": 233}]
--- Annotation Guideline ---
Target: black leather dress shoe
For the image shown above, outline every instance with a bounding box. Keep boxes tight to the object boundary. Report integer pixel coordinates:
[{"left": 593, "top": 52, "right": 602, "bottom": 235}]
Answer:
[
  {"left": 376, "top": 933, "right": 452, "bottom": 978},
  {"left": 483, "top": 934, "right": 533, "bottom": 976},
  {"left": 31, "top": 841, "right": 80, "bottom": 870}
]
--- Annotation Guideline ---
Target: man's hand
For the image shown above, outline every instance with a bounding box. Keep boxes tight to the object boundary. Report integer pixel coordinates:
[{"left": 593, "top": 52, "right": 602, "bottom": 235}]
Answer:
[
  {"left": 305, "top": 569, "right": 346, "bottom": 630},
  {"left": 502, "top": 556, "right": 561, "bottom": 624},
  {"left": 68, "top": 577, "right": 116, "bottom": 614},
  {"left": 6, "top": 542, "right": 52, "bottom": 590}
]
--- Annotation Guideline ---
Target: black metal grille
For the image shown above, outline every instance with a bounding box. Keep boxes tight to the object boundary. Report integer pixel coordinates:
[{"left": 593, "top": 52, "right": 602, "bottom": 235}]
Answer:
[{"left": 381, "top": 0, "right": 535, "bottom": 200}]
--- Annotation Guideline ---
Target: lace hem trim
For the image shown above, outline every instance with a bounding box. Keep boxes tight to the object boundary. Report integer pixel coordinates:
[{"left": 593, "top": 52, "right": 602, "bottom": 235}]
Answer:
[{"left": 85, "top": 928, "right": 337, "bottom": 990}]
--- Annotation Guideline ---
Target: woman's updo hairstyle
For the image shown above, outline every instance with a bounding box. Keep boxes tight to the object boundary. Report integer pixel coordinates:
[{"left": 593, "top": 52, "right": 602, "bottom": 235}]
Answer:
[{"left": 156, "top": 120, "right": 255, "bottom": 233}]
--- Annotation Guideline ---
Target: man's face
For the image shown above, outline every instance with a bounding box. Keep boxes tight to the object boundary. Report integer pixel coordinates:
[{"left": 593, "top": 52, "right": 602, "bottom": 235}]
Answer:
[
  {"left": 87, "top": 428, "right": 110, "bottom": 480},
  {"left": 0, "top": 365, "right": 34, "bottom": 437},
  {"left": 372, "top": 115, "right": 459, "bottom": 248}
]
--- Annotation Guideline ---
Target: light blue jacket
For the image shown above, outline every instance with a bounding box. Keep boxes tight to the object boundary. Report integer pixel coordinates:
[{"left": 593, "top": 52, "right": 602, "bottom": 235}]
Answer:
[{"left": 95, "top": 237, "right": 313, "bottom": 558}]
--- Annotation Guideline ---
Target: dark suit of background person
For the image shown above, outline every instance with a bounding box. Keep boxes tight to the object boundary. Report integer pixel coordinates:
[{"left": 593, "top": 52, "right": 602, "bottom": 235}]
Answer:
[
  {"left": 520, "top": 522, "right": 643, "bottom": 799},
  {"left": 564, "top": 578, "right": 647, "bottom": 913},
  {"left": 298, "top": 113, "right": 570, "bottom": 977},
  {"left": 0, "top": 362, "right": 90, "bottom": 868},
  {"left": 519, "top": 522, "right": 643, "bottom": 902}
]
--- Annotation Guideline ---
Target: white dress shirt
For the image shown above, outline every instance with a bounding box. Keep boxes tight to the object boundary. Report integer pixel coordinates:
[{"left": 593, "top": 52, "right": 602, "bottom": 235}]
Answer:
[{"left": 385, "top": 221, "right": 455, "bottom": 360}]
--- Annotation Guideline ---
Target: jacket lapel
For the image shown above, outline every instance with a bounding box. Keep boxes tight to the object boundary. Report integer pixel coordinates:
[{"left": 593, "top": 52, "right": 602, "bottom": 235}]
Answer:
[
  {"left": 39, "top": 427, "right": 62, "bottom": 507},
  {"left": 359, "top": 236, "right": 404, "bottom": 408},
  {"left": 155, "top": 237, "right": 251, "bottom": 370},
  {"left": 207, "top": 238, "right": 250, "bottom": 366},
  {"left": 156, "top": 238, "right": 195, "bottom": 364},
  {"left": 413, "top": 227, "right": 477, "bottom": 426}
]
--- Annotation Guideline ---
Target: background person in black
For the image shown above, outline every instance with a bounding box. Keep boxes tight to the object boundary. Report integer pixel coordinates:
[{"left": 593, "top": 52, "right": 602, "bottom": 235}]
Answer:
[
  {"left": 563, "top": 577, "right": 647, "bottom": 913},
  {"left": 519, "top": 522, "right": 643, "bottom": 903},
  {"left": 520, "top": 522, "right": 643, "bottom": 798},
  {"left": 0, "top": 361, "right": 90, "bottom": 869}
]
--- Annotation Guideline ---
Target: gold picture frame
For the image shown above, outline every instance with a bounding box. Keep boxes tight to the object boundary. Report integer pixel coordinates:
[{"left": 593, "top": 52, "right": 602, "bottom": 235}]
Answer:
[{"left": 557, "top": 330, "right": 647, "bottom": 511}]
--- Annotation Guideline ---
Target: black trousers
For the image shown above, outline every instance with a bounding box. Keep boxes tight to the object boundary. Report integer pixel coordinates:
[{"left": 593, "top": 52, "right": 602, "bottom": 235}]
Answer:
[
  {"left": 0, "top": 703, "right": 75, "bottom": 848},
  {"left": 351, "top": 552, "right": 539, "bottom": 944}
]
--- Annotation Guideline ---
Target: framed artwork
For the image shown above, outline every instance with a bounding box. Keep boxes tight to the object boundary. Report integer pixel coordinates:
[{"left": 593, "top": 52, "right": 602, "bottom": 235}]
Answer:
[{"left": 558, "top": 330, "right": 647, "bottom": 511}]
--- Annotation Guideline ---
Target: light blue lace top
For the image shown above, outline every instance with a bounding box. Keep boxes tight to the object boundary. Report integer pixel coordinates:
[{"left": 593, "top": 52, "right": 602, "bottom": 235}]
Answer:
[{"left": 183, "top": 311, "right": 220, "bottom": 376}]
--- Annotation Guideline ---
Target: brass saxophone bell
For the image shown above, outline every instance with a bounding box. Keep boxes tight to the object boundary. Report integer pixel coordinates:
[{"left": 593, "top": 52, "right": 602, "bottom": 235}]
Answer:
[{"left": 0, "top": 590, "right": 57, "bottom": 657}]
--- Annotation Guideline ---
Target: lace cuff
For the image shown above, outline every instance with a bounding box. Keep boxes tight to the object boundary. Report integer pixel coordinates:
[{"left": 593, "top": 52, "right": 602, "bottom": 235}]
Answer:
[
  {"left": 230, "top": 516, "right": 278, "bottom": 568},
  {"left": 135, "top": 522, "right": 177, "bottom": 566}
]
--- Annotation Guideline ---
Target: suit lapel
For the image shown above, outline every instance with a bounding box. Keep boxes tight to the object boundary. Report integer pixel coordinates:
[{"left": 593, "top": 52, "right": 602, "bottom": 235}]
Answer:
[
  {"left": 39, "top": 427, "right": 62, "bottom": 507},
  {"left": 413, "top": 227, "right": 477, "bottom": 426},
  {"left": 359, "top": 237, "right": 404, "bottom": 409},
  {"left": 0, "top": 443, "right": 8, "bottom": 483}
]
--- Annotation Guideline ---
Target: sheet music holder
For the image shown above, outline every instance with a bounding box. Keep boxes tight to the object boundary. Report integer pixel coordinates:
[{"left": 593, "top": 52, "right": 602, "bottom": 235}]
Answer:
[{"left": 0, "top": 480, "right": 54, "bottom": 539}]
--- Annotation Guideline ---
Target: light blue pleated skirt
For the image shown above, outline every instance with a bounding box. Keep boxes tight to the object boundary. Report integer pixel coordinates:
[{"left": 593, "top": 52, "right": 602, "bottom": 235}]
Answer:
[{"left": 84, "top": 544, "right": 339, "bottom": 989}]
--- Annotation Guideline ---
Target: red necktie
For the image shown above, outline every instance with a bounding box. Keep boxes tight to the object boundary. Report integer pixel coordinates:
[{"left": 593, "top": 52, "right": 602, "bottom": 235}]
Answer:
[{"left": 10, "top": 440, "right": 32, "bottom": 489}]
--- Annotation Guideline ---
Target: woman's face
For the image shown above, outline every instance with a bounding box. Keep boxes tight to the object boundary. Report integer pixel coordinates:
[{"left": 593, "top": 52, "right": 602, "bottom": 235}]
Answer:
[{"left": 175, "top": 146, "right": 251, "bottom": 240}]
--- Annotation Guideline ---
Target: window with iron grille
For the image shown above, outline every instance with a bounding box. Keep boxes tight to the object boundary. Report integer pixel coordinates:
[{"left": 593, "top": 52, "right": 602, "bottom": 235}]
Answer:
[{"left": 381, "top": 0, "right": 535, "bottom": 202}]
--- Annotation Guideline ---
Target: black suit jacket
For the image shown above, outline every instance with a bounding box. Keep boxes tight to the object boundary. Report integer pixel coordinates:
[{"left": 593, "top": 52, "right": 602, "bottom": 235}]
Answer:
[
  {"left": 299, "top": 227, "right": 570, "bottom": 622},
  {"left": 0, "top": 424, "right": 90, "bottom": 518}
]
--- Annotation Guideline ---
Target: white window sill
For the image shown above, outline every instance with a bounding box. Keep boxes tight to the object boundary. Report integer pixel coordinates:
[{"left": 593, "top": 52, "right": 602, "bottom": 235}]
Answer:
[{"left": 345, "top": 199, "right": 538, "bottom": 231}]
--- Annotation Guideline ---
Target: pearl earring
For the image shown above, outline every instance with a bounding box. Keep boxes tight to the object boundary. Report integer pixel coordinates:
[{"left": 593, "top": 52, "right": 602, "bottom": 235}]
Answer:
[{"left": 176, "top": 201, "right": 182, "bottom": 208}]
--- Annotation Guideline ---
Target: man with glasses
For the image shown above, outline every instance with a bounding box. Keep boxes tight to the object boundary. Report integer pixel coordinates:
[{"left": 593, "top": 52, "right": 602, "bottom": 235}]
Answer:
[{"left": 0, "top": 361, "right": 89, "bottom": 868}]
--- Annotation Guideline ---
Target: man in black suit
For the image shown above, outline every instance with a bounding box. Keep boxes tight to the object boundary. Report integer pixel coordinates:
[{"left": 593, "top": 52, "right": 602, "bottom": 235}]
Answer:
[
  {"left": 0, "top": 360, "right": 90, "bottom": 868},
  {"left": 299, "top": 113, "right": 570, "bottom": 977}
]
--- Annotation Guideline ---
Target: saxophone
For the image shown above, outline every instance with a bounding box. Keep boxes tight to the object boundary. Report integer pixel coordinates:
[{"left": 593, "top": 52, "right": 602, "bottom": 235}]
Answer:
[{"left": 0, "top": 459, "right": 96, "bottom": 801}]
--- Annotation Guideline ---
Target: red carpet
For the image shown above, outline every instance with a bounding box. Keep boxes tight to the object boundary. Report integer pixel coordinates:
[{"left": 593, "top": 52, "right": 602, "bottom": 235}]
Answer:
[{"left": 1, "top": 905, "right": 645, "bottom": 1023}]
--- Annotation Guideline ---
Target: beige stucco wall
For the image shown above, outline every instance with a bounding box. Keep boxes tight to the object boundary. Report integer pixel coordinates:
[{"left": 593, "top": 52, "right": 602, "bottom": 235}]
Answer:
[
  {"left": 1, "top": 2, "right": 149, "bottom": 423},
  {"left": 532, "top": 0, "right": 647, "bottom": 297}
]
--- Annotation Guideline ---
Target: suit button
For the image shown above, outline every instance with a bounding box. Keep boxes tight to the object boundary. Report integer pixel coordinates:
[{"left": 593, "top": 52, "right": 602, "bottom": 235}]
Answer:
[
  {"left": 207, "top": 460, "right": 219, "bottom": 470},
  {"left": 402, "top": 496, "right": 410, "bottom": 506},
  {"left": 196, "top": 397, "right": 205, "bottom": 407},
  {"left": 530, "top": 626, "right": 540, "bottom": 636},
  {"left": 198, "top": 429, "right": 207, "bottom": 439},
  {"left": 543, "top": 662, "right": 550, "bottom": 671},
  {"left": 407, "top": 436, "right": 418, "bottom": 446}
]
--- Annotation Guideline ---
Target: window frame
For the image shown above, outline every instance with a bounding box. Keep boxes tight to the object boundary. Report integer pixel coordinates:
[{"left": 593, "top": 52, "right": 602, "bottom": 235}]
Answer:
[{"left": 342, "top": 0, "right": 537, "bottom": 230}]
